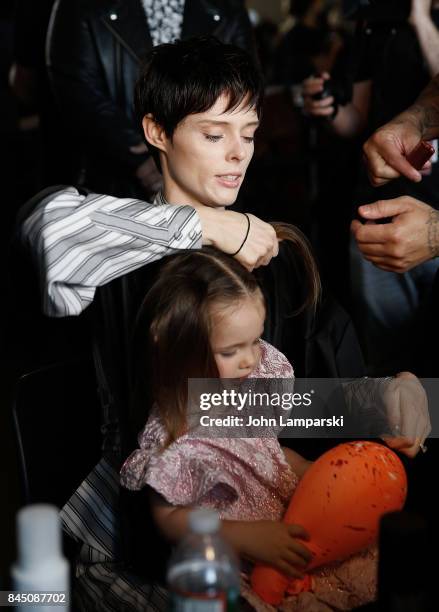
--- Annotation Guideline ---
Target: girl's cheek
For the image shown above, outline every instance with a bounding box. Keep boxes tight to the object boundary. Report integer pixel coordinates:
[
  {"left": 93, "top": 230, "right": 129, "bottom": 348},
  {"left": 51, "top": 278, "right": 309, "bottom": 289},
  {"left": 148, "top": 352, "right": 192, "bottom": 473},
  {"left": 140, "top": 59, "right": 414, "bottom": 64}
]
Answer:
[{"left": 255, "top": 345, "right": 262, "bottom": 367}]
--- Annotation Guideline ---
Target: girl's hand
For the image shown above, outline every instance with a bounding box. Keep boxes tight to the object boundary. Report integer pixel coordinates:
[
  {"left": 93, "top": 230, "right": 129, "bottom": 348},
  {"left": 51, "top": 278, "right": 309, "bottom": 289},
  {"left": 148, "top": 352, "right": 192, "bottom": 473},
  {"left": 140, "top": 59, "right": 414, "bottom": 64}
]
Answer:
[
  {"left": 238, "top": 521, "right": 312, "bottom": 579},
  {"left": 150, "top": 491, "right": 313, "bottom": 578}
]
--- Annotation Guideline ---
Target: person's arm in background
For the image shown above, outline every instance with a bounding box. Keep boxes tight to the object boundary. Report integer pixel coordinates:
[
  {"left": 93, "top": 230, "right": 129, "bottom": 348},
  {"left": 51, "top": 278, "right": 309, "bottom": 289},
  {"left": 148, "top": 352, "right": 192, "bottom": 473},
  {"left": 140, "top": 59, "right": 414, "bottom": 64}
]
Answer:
[
  {"left": 354, "top": 3, "right": 439, "bottom": 269},
  {"left": 351, "top": 196, "right": 439, "bottom": 272},
  {"left": 363, "top": 76, "right": 439, "bottom": 186},
  {"left": 353, "top": 72, "right": 439, "bottom": 270},
  {"left": 20, "top": 187, "right": 278, "bottom": 317},
  {"left": 342, "top": 374, "right": 430, "bottom": 458},
  {"left": 302, "top": 72, "right": 371, "bottom": 138},
  {"left": 46, "top": 0, "right": 158, "bottom": 193},
  {"left": 410, "top": 0, "right": 439, "bottom": 76}
]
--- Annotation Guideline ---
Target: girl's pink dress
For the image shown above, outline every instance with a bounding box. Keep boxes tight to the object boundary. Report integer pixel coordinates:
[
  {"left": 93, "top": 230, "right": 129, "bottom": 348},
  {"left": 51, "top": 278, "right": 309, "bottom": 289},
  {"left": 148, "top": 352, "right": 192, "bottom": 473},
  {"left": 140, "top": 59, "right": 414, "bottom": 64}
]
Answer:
[{"left": 120, "top": 340, "right": 377, "bottom": 611}]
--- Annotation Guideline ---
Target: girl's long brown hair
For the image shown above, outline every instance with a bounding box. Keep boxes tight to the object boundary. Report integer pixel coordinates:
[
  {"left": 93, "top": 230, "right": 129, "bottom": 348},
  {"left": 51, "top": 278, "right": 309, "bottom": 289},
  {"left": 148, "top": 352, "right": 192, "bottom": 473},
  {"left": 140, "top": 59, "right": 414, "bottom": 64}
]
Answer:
[
  {"left": 130, "top": 224, "right": 320, "bottom": 447},
  {"left": 270, "top": 222, "right": 321, "bottom": 315}
]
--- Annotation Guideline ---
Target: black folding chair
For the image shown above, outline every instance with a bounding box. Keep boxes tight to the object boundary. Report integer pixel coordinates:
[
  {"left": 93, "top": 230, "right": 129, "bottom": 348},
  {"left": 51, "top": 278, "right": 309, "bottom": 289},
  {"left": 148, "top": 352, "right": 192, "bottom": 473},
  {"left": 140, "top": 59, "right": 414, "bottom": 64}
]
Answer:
[{"left": 12, "top": 358, "right": 102, "bottom": 508}]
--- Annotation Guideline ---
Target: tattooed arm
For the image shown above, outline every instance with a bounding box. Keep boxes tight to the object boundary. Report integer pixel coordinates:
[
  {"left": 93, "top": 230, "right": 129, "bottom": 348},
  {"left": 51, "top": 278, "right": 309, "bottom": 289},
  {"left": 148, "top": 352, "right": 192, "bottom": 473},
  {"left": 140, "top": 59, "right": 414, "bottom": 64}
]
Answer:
[
  {"left": 411, "top": 76, "right": 439, "bottom": 138},
  {"left": 350, "top": 196, "right": 439, "bottom": 273},
  {"left": 362, "top": 75, "right": 439, "bottom": 186}
]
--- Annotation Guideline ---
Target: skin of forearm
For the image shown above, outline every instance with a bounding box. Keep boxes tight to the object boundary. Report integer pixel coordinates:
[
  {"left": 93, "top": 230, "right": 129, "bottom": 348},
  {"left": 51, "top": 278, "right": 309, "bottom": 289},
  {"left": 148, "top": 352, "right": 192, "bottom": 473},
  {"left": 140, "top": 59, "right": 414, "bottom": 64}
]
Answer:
[
  {"left": 411, "top": 13, "right": 439, "bottom": 77},
  {"left": 220, "top": 520, "right": 257, "bottom": 559},
  {"left": 331, "top": 103, "right": 365, "bottom": 138},
  {"left": 151, "top": 504, "right": 191, "bottom": 541},
  {"left": 152, "top": 500, "right": 263, "bottom": 560},
  {"left": 427, "top": 207, "right": 439, "bottom": 258},
  {"left": 331, "top": 81, "right": 371, "bottom": 138},
  {"left": 404, "top": 75, "right": 439, "bottom": 139},
  {"left": 195, "top": 205, "right": 216, "bottom": 246}
]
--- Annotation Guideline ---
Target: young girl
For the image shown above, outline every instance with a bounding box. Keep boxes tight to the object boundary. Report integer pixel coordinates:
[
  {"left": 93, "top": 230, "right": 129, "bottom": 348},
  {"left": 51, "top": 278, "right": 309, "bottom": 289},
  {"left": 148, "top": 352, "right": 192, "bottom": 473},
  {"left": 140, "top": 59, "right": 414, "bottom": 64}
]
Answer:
[{"left": 120, "top": 246, "right": 377, "bottom": 611}]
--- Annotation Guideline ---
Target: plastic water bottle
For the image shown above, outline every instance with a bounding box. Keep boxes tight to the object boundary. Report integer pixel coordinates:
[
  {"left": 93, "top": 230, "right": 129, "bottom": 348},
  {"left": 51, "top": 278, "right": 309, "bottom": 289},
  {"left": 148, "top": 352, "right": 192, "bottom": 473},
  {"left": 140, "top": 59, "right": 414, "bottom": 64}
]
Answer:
[
  {"left": 11, "top": 504, "right": 69, "bottom": 612},
  {"left": 167, "top": 508, "right": 240, "bottom": 611}
]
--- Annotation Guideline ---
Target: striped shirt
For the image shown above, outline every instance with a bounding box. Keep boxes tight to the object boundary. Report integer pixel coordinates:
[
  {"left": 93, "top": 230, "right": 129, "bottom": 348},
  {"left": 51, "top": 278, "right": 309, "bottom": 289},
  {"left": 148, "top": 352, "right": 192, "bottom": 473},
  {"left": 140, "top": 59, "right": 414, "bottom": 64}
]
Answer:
[
  {"left": 21, "top": 187, "right": 202, "bottom": 317},
  {"left": 60, "top": 456, "right": 170, "bottom": 611},
  {"left": 19, "top": 187, "right": 202, "bottom": 610}
]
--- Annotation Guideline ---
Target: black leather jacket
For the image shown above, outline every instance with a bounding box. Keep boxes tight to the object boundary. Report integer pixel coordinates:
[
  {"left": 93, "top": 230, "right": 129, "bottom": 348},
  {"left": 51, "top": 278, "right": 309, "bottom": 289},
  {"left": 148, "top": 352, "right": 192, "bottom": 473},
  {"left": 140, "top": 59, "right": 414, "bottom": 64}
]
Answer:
[{"left": 46, "top": 0, "right": 256, "bottom": 196}]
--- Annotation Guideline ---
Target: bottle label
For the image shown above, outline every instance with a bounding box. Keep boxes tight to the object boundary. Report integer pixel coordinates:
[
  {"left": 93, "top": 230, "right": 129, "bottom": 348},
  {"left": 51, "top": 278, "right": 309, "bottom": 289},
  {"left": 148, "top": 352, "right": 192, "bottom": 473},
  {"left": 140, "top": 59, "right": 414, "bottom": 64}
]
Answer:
[
  {"left": 171, "top": 590, "right": 238, "bottom": 612},
  {"left": 171, "top": 593, "right": 225, "bottom": 612}
]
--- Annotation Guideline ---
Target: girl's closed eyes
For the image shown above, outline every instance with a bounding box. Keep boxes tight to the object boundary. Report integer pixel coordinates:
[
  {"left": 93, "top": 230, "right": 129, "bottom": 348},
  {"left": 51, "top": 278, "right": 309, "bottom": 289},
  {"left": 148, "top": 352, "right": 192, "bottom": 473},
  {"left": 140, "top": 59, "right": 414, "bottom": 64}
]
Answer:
[{"left": 210, "top": 299, "right": 264, "bottom": 379}]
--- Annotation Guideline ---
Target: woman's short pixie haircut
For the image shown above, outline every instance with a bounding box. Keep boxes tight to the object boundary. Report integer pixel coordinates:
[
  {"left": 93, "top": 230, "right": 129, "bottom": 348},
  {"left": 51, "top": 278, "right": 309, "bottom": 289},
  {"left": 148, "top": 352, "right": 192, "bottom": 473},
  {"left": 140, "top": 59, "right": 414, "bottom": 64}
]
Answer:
[{"left": 135, "top": 35, "right": 264, "bottom": 168}]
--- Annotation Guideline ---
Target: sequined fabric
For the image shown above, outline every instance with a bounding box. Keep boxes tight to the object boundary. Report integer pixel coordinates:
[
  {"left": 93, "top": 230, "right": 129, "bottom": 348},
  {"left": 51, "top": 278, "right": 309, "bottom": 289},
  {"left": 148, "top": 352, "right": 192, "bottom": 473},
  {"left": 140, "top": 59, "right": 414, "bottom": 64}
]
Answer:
[
  {"left": 120, "top": 340, "right": 377, "bottom": 610},
  {"left": 141, "top": 0, "right": 184, "bottom": 46},
  {"left": 241, "top": 547, "right": 377, "bottom": 611}
]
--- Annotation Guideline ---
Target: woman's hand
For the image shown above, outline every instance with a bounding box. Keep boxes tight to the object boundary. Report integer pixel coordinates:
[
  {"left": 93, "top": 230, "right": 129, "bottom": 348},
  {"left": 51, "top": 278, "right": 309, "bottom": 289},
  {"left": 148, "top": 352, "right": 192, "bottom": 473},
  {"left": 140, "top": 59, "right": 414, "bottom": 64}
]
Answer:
[
  {"left": 226, "top": 520, "right": 312, "bottom": 579},
  {"left": 197, "top": 206, "right": 279, "bottom": 270}
]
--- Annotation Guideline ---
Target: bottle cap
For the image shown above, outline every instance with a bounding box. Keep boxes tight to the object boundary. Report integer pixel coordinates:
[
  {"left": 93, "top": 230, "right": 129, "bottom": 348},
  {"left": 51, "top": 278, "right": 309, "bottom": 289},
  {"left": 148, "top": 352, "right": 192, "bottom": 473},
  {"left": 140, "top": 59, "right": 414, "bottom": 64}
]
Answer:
[
  {"left": 16, "top": 504, "right": 62, "bottom": 570},
  {"left": 188, "top": 509, "right": 220, "bottom": 535}
]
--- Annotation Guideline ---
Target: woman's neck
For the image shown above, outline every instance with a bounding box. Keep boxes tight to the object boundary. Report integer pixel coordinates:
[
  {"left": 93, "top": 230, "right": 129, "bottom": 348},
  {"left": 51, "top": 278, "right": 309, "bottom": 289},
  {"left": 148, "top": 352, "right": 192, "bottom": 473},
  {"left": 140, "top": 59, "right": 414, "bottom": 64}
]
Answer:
[
  {"left": 161, "top": 186, "right": 225, "bottom": 211},
  {"left": 162, "top": 185, "right": 199, "bottom": 208}
]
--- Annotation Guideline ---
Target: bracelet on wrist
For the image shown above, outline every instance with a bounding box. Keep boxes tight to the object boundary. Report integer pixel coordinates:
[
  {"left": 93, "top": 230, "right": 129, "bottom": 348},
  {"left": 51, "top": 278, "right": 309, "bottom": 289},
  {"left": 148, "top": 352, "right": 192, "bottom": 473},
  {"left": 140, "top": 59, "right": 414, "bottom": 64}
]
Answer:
[{"left": 229, "top": 213, "right": 251, "bottom": 256}]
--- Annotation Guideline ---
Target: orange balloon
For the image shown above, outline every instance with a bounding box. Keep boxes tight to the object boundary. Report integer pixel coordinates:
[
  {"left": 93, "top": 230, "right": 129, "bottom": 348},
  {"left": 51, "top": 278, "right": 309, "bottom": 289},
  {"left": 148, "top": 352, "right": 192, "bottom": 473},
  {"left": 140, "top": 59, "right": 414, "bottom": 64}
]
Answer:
[{"left": 251, "top": 441, "right": 407, "bottom": 605}]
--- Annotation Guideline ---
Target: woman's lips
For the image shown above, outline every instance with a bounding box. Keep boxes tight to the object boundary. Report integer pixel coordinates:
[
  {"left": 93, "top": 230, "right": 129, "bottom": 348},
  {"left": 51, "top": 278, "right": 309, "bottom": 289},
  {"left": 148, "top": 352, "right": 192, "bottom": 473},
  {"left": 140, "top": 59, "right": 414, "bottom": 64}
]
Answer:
[{"left": 215, "top": 174, "right": 241, "bottom": 188}]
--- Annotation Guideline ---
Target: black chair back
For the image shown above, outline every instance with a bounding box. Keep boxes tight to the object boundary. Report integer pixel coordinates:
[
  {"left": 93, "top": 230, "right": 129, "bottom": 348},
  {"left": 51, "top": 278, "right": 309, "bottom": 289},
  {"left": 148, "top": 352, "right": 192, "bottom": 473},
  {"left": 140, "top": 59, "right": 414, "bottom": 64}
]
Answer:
[{"left": 12, "top": 359, "right": 102, "bottom": 508}]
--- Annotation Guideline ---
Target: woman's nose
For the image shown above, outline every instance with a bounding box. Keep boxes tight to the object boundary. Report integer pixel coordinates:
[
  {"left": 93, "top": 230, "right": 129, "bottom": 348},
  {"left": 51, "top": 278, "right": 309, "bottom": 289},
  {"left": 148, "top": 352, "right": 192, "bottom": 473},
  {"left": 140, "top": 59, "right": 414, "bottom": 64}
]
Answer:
[{"left": 227, "top": 137, "right": 246, "bottom": 162}]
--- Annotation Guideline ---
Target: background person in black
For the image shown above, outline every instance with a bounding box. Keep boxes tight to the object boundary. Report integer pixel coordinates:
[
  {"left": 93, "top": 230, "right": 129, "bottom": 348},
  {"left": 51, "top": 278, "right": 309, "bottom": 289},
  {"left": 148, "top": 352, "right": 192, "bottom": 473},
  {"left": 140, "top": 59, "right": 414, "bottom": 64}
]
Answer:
[
  {"left": 355, "top": 72, "right": 439, "bottom": 380},
  {"left": 46, "top": 0, "right": 256, "bottom": 200},
  {"left": 11, "top": 0, "right": 81, "bottom": 188},
  {"left": 303, "top": 0, "right": 439, "bottom": 375},
  {"left": 274, "top": 0, "right": 345, "bottom": 87}
]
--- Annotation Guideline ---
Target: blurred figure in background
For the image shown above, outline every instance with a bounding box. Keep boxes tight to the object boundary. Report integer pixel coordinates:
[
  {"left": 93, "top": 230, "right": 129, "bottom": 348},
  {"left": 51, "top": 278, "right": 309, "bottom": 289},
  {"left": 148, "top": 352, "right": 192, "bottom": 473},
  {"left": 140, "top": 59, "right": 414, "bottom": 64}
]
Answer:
[
  {"left": 303, "top": 0, "right": 439, "bottom": 375},
  {"left": 251, "top": 13, "right": 278, "bottom": 84},
  {"left": 46, "top": 0, "right": 255, "bottom": 200},
  {"left": 1, "top": 0, "right": 19, "bottom": 243},
  {"left": 274, "top": 0, "right": 344, "bottom": 86},
  {"left": 240, "top": 0, "right": 350, "bottom": 233},
  {"left": 256, "top": 0, "right": 357, "bottom": 306},
  {"left": 11, "top": 0, "right": 81, "bottom": 189}
]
